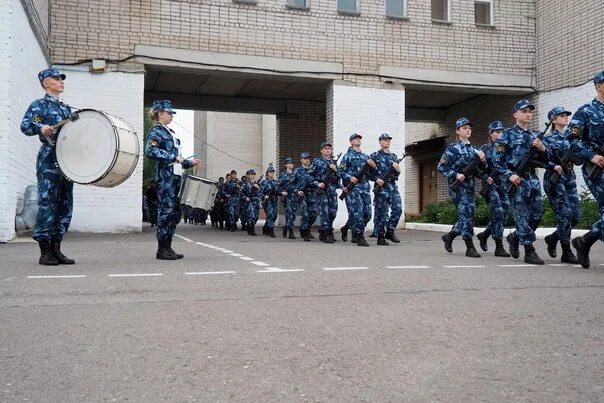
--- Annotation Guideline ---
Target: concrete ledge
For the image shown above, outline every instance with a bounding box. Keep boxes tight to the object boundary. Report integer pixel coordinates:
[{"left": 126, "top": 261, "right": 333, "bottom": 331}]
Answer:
[{"left": 404, "top": 222, "right": 589, "bottom": 239}]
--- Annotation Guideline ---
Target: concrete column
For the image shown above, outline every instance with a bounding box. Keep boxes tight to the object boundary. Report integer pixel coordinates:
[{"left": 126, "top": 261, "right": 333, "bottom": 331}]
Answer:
[{"left": 327, "top": 82, "right": 406, "bottom": 229}]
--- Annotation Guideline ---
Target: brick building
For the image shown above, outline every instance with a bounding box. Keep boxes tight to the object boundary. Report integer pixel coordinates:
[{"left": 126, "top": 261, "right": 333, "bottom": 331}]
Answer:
[{"left": 0, "top": 0, "right": 601, "bottom": 241}]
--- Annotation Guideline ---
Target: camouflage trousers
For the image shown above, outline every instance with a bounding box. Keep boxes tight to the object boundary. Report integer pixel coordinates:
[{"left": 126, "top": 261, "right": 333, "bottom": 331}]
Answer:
[
  {"left": 298, "top": 191, "right": 318, "bottom": 230},
  {"left": 240, "top": 198, "right": 248, "bottom": 226},
  {"left": 283, "top": 194, "right": 297, "bottom": 229},
  {"left": 509, "top": 175, "right": 543, "bottom": 245},
  {"left": 226, "top": 196, "right": 240, "bottom": 226},
  {"left": 374, "top": 185, "right": 402, "bottom": 236},
  {"left": 344, "top": 186, "right": 372, "bottom": 234},
  {"left": 582, "top": 165, "right": 604, "bottom": 241},
  {"left": 484, "top": 183, "right": 510, "bottom": 240},
  {"left": 246, "top": 199, "right": 260, "bottom": 227},
  {"left": 318, "top": 186, "right": 338, "bottom": 231},
  {"left": 156, "top": 176, "right": 183, "bottom": 241},
  {"left": 543, "top": 170, "right": 580, "bottom": 242},
  {"left": 263, "top": 199, "right": 278, "bottom": 228},
  {"left": 33, "top": 161, "right": 73, "bottom": 241},
  {"left": 448, "top": 183, "right": 476, "bottom": 240}
]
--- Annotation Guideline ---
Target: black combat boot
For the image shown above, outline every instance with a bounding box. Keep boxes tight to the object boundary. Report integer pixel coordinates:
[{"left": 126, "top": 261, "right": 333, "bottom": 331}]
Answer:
[
  {"left": 476, "top": 229, "right": 491, "bottom": 252},
  {"left": 288, "top": 227, "right": 297, "bottom": 239},
  {"left": 544, "top": 232, "right": 559, "bottom": 258},
  {"left": 230, "top": 224, "right": 237, "bottom": 232},
  {"left": 157, "top": 240, "right": 178, "bottom": 260},
  {"left": 524, "top": 244, "right": 544, "bottom": 265},
  {"left": 319, "top": 229, "right": 325, "bottom": 242},
  {"left": 268, "top": 227, "right": 276, "bottom": 238},
  {"left": 38, "top": 239, "right": 59, "bottom": 266},
  {"left": 369, "top": 230, "right": 377, "bottom": 238},
  {"left": 282, "top": 226, "right": 288, "bottom": 238},
  {"left": 494, "top": 239, "right": 511, "bottom": 257},
  {"left": 560, "top": 241, "right": 579, "bottom": 264},
  {"left": 356, "top": 233, "right": 369, "bottom": 247},
  {"left": 441, "top": 230, "right": 458, "bottom": 253},
  {"left": 464, "top": 238, "right": 481, "bottom": 258},
  {"left": 506, "top": 231, "right": 520, "bottom": 259},
  {"left": 248, "top": 225, "right": 257, "bottom": 236},
  {"left": 241, "top": 223, "right": 247, "bottom": 231},
  {"left": 308, "top": 230, "right": 315, "bottom": 239},
  {"left": 340, "top": 224, "right": 349, "bottom": 242},
  {"left": 262, "top": 224, "right": 268, "bottom": 235},
  {"left": 351, "top": 232, "right": 358, "bottom": 244},
  {"left": 377, "top": 235, "right": 389, "bottom": 246},
  {"left": 572, "top": 231, "right": 599, "bottom": 269},
  {"left": 167, "top": 238, "right": 184, "bottom": 259},
  {"left": 385, "top": 229, "right": 400, "bottom": 243},
  {"left": 302, "top": 229, "right": 311, "bottom": 242},
  {"left": 324, "top": 230, "right": 335, "bottom": 244},
  {"left": 51, "top": 239, "right": 75, "bottom": 264}
]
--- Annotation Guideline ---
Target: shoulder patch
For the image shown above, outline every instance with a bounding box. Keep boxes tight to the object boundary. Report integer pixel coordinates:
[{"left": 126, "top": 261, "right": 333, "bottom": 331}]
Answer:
[
  {"left": 151, "top": 140, "right": 158, "bottom": 147},
  {"left": 571, "top": 126, "right": 581, "bottom": 136},
  {"left": 439, "top": 157, "right": 448, "bottom": 164},
  {"left": 33, "top": 115, "right": 42, "bottom": 124},
  {"left": 496, "top": 144, "right": 506, "bottom": 153}
]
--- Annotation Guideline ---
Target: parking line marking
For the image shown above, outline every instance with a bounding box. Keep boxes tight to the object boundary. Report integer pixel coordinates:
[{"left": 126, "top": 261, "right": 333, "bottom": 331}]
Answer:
[
  {"left": 221, "top": 250, "right": 234, "bottom": 253},
  {"left": 497, "top": 264, "right": 536, "bottom": 267},
  {"left": 174, "top": 234, "right": 194, "bottom": 243},
  {"left": 251, "top": 261, "right": 270, "bottom": 266},
  {"left": 230, "top": 253, "right": 244, "bottom": 257},
  {"left": 27, "top": 275, "right": 86, "bottom": 279},
  {"left": 442, "top": 265, "right": 485, "bottom": 268},
  {"left": 239, "top": 256, "right": 255, "bottom": 261},
  {"left": 548, "top": 264, "right": 569, "bottom": 267},
  {"left": 387, "top": 265, "right": 430, "bottom": 269},
  {"left": 257, "top": 267, "right": 305, "bottom": 273},
  {"left": 322, "top": 267, "right": 369, "bottom": 271},
  {"left": 185, "top": 271, "right": 237, "bottom": 275},
  {"left": 108, "top": 273, "right": 163, "bottom": 277}
]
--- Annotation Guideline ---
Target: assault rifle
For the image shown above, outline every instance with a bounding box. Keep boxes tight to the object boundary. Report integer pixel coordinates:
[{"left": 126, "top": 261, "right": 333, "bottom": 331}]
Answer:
[
  {"left": 450, "top": 155, "right": 482, "bottom": 191},
  {"left": 373, "top": 154, "right": 406, "bottom": 194},
  {"left": 322, "top": 153, "right": 342, "bottom": 185},
  {"left": 479, "top": 168, "right": 497, "bottom": 199},
  {"left": 583, "top": 142, "right": 604, "bottom": 181},
  {"left": 247, "top": 175, "right": 264, "bottom": 199},
  {"left": 507, "top": 119, "right": 553, "bottom": 196},
  {"left": 261, "top": 187, "right": 279, "bottom": 209},
  {"left": 338, "top": 159, "right": 374, "bottom": 200}
]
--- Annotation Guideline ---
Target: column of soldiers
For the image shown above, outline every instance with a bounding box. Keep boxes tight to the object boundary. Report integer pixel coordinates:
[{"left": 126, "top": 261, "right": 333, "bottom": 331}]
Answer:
[
  {"left": 437, "top": 71, "right": 604, "bottom": 269},
  {"left": 207, "top": 134, "right": 404, "bottom": 246}
]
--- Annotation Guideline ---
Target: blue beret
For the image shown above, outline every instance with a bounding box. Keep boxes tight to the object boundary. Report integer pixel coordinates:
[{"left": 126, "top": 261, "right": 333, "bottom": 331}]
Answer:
[
  {"left": 300, "top": 152, "right": 310, "bottom": 159},
  {"left": 547, "top": 106, "right": 572, "bottom": 122},
  {"left": 284, "top": 157, "right": 293, "bottom": 164},
  {"left": 512, "top": 99, "right": 535, "bottom": 113},
  {"left": 378, "top": 133, "right": 393, "bottom": 141},
  {"left": 320, "top": 142, "right": 332, "bottom": 149},
  {"left": 594, "top": 71, "right": 604, "bottom": 85},
  {"left": 488, "top": 121, "right": 505, "bottom": 132},
  {"left": 349, "top": 133, "right": 362, "bottom": 141},
  {"left": 152, "top": 100, "right": 177, "bottom": 114},
  {"left": 455, "top": 117, "right": 473, "bottom": 129},
  {"left": 38, "top": 68, "right": 66, "bottom": 82}
]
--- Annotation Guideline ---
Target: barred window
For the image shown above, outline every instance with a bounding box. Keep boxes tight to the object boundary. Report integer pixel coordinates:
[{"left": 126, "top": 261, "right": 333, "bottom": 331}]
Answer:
[
  {"left": 475, "top": 0, "right": 493, "bottom": 25},
  {"left": 431, "top": 0, "right": 449, "bottom": 22},
  {"left": 386, "top": 0, "right": 407, "bottom": 19},
  {"left": 338, "top": 0, "right": 359, "bottom": 14}
]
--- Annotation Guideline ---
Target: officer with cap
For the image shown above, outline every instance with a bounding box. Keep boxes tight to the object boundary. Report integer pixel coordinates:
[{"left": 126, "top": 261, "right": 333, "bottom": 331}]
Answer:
[
  {"left": 439, "top": 118, "right": 487, "bottom": 258},
  {"left": 542, "top": 106, "right": 580, "bottom": 264},
  {"left": 569, "top": 71, "right": 604, "bottom": 268},
  {"left": 476, "top": 121, "right": 511, "bottom": 257},
  {"left": 242, "top": 169, "right": 261, "bottom": 236},
  {"left": 260, "top": 163, "right": 279, "bottom": 237},
  {"left": 370, "top": 133, "right": 403, "bottom": 245},
  {"left": 338, "top": 133, "right": 377, "bottom": 247},
  {"left": 312, "top": 142, "right": 341, "bottom": 243},
  {"left": 223, "top": 170, "right": 241, "bottom": 231},
  {"left": 294, "top": 152, "right": 319, "bottom": 241},
  {"left": 145, "top": 100, "right": 201, "bottom": 260},
  {"left": 239, "top": 174, "right": 249, "bottom": 232},
  {"left": 21, "top": 67, "right": 80, "bottom": 266},
  {"left": 494, "top": 99, "right": 550, "bottom": 265},
  {"left": 278, "top": 157, "right": 297, "bottom": 239}
]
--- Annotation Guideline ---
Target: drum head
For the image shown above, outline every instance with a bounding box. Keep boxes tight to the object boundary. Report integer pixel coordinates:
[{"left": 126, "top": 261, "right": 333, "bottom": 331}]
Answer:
[{"left": 55, "top": 110, "right": 118, "bottom": 184}]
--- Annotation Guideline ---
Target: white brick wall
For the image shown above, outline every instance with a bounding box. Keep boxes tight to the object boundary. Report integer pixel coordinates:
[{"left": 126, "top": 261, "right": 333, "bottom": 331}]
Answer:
[
  {"left": 329, "top": 83, "right": 406, "bottom": 228},
  {"left": 0, "top": 0, "right": 49, "bottom": 243},
  {"left": 54, "top": 66, "right": 145, "bottom": 233}
]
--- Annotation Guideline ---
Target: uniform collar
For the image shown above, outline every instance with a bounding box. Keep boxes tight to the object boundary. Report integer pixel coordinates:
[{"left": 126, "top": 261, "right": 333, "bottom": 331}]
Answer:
[{"left": 43, "top": 94, "right": 62, "bottom": 103}]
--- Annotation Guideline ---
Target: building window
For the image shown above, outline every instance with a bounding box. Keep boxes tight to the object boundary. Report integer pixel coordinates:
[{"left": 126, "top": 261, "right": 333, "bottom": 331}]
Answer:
[
  {"left": 475, "top": 0, "right": 493, "bottom": 25},
  {"left": 338, "top": 0, "right": 359, "bottom": 14},
  {"left": 286, "top": 0, "right": 308, "bottom": 8},
  {"left": 431, "top": 0, "right": 449, "bottom": 22},
  {"left": 233, "top": 0, "right": 258, "bottom": 4},
  {"left": 386, "top": 0, "right": 407, "bottom": 19}
]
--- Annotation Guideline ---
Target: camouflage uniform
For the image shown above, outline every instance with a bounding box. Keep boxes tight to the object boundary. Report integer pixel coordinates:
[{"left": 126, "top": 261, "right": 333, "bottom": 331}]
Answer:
[
  {"left": 370, "top": 147, "right": 402, "bottom": 239},
  {"left": 224, "top": 178, "right": 242, "bottom": 230},
  {"left": 312, "top": 151, "right": 340, "bottom": 239},
  {"left": 242, "top": 171, "right": 261, "bottom": 235},
  {"left": 482, "top": 140, "right": 510, "bottom": 241},
  {"left": 278, "top": 160, "right": 297, "bottom": 238},
  {"left": 294, "top": 157, "right": 319, "bottom": 237},
  {"left": 260, "top": 166, "right": 279, "bottom": 236}
]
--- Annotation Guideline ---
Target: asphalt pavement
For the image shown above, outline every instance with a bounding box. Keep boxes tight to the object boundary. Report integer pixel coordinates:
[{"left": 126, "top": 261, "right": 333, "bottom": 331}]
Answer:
[{"left": 0, "top": 223, "right": 602, "bottom": 402}]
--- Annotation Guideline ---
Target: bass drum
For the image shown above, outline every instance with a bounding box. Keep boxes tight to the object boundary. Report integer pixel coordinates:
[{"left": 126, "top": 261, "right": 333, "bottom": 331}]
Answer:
[{"left": 54, "top": 109, "right": 140, "bottom": 188}]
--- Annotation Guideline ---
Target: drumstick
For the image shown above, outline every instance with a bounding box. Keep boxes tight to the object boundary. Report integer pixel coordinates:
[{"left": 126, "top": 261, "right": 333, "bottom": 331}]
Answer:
[
  {"left": 41, "top": 116, "right": 73, "bottom": 147},
  {"left": 169, "top": 152, "right": 200, "bottom": 166}
]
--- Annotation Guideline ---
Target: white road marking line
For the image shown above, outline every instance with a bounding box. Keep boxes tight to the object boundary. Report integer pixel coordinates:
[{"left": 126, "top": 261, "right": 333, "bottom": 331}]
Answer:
[
  {"left": 108, "top": 273, "right": 163, "bottom": 277},
  {"left": 322, "top": 267, "right": 369, "bottom": 271},
  {"left": 195, "top": 242, "right": 217, "bottom": 248},
  {"left": 497, "top": 264, "right": 536, "bottom": 267},
  {"left": 387, "top": 265, "right": 430, "bottom": 269},
  {"left": 27, "top": 275, "right": 86, "bottom": 279},
  {"left": 185, "top": 271, "right": 236, "bottom": 275},
  {"left": 230, "top": 253, "right": 244, "bottom": 257},
  {"left": 257, "top": 267, "right": 305, "bottom": 273},
  {"left": 174, "top": 234, "right": 194, "bottom": 243},
  {"left": 548, "top": 264, "right": 569, "bottom": 267},
  {"left": 239, "top": 256, "right": 255, "bottom": 261},
  {"left": 221, "top": 250, "right": 234, "bottom": 253},
  {"left": 442, "top": 265, "right": 485, "bottom": 268},
  {"left": 251, "top": 261, "right": 270, "bottom": 266}
]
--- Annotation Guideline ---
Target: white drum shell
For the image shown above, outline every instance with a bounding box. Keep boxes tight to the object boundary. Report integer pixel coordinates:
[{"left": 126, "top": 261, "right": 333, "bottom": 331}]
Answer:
[
  {"left": 179, "top": 175, "right": 218, "bottom": 210},
  {"left": 55, "top": 109, "right": 139, "bottom": 188}
]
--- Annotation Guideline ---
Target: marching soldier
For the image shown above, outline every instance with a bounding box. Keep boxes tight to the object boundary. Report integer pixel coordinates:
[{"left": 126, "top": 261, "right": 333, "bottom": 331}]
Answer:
[
  {"left": 260, "top": 164, "right": 279, "bottom": 238},
  {"left": 21, "top": 68, "right": 79, "bottom": 265},
  {"left": 494, "top": 99, "right": 550, "bottom": 265},
  {"left": 542, "top": 107, "right": 580, "bottom": 264},
  {"left": 242, "top": 169, "right": 261, "bottom": 236},
  {"left": 370, "top": 133, "right": 403, "bottom": 246},
  {"left": 312, "top": 143, "right": 340, "bottom": 243},
  {"left": 476, "top": 121, "right": 511, "bottom": 257},
  {"left": 145, "top": 100, "right": 201, "bottom": 260},
  {"left": 438, "top": 118, "right": 487, "bottom": 257},
  {"left": 239, "top": 175, "right": 248, "bottom": 232},
  {"left": 569, "top": 71, "right": 604, "bottom": 269},
  {"left": 294, "top": 152, "right": 319, "bottom": 241},
  {"left": 278, "top": 157, "right": 297, "bottom": 239},
  {"left": 224, "top": 170, "right": 241, "bottom": 231}
]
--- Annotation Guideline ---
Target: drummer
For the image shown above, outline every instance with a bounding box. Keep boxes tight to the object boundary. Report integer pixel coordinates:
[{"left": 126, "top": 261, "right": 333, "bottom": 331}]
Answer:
[
  {"left": 145, "top": 100, "right": 201, "bottom": 260},
  {"left": 20, "top": 68, "right": 79, "bottom": 266}
]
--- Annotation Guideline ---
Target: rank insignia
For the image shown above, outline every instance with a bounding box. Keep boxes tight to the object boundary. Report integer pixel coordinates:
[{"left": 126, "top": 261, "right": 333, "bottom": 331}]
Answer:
[
  {"left": 33, "top": 115, "right": 42, "bottom": 123},
  {"left": 151, "top": 140, "right": 158, "bottom": 146},
  {"left": 439, "top": 157, "right": 448, "bottom": 164},
  {"left": 571, "top": 126, "right": 580, "bottom": 136},
  {"left": 496, "top": 144, "right": 505, "bottom": 153}
]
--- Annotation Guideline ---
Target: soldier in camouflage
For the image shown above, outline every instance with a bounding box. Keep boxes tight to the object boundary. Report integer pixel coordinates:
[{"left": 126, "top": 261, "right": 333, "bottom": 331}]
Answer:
[
  {"left": 145, "top": 100, "right": 201, "bottom": 260},
  {"left": 278, "top": 157, "right": 297, "bottom": 239},
  {"left": 260, "top": 164, "right": 278, "bottom": 238},
  {"left": 312, "top": 142, "right": 340, "bottom": 244},
  {"left": 242, "top": 169, "right": 261, "bottom": 236},
  {"left": 294, "top": 152, "right": 319, "bottom": 241},
  {"left": 224, "top": 170, "right": 241, "bottom": 231}
]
